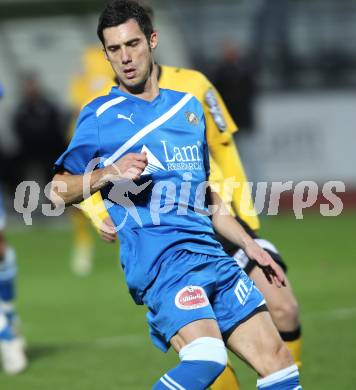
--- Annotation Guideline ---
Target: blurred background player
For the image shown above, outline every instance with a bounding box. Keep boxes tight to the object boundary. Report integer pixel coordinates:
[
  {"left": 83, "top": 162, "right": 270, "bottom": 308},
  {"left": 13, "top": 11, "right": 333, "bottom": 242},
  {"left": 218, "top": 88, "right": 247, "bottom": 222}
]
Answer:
[
  {"left": 67, "top": 47, "right": 115, "bottom": 275},
  {"left": 211, "top": 41, "right": 259, "bottom": 183},
  {"left": 0, "top": 84, "right": 27, "bottom": 375},
  {"left": 13, "top": 73, "right": 66, "bottom": 188}
]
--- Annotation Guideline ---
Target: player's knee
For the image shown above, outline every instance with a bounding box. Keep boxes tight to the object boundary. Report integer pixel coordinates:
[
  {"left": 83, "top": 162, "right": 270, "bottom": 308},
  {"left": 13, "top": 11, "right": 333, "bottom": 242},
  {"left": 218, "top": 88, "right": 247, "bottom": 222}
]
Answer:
[
  {"left": 179, "top": 337, "right": 227, "bottom": 383},
  {"left": 270, "top": 295, "right": 299, "bottom": 327},
  {"left": 285, "top": 296, "right": 299, "bottom": 325},
  {"left": 279, "top": 296, "right": 298, "bottom": 318}
]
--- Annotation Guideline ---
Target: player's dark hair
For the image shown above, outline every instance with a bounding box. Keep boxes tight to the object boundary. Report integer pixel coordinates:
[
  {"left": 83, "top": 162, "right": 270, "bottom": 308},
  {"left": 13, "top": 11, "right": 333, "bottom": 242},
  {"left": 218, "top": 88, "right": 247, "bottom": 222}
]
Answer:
[{"left": 97, "top": 0, "right": 154, "bottom": 45}]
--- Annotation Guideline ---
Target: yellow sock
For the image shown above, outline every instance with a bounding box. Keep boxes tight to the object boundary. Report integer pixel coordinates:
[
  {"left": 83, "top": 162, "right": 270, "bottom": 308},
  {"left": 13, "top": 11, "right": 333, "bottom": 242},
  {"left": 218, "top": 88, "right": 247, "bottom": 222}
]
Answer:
[
  {"left": 70, "top": 210, "right": 94, "bottom": 275},
  {"left": 210, "top": 357, "right": 240, "bottom": 390},
  {"left": 71, "top": 210, "right": 92, "bottom": 247},
  {"left": 285, "top": 337, "right": 302, "bottom": 369}
]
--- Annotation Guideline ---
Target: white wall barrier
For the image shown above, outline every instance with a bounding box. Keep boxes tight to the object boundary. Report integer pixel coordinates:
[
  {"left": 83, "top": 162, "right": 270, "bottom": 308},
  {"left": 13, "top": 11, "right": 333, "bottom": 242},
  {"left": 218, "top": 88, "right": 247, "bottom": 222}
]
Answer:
[{"left": 240, "top": 91, "right": 356, "bottom": 185}]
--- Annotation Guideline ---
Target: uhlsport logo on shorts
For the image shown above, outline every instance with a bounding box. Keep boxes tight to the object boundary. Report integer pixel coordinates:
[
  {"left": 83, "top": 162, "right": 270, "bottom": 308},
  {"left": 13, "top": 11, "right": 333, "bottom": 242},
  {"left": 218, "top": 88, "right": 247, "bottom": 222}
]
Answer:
[
  {"left": 175, "top": 286, "right": 209, "bottom": 310},
  {"left": 234, "top": 278, "right": 253, "bottom": 306}
]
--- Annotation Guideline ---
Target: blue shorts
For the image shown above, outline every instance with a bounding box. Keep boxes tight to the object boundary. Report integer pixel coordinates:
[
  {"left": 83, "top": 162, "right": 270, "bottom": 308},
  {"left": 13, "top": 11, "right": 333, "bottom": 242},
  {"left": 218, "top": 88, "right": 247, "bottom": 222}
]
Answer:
[{"left": 143, "top": 250, "right": 266, "bottom": 352}]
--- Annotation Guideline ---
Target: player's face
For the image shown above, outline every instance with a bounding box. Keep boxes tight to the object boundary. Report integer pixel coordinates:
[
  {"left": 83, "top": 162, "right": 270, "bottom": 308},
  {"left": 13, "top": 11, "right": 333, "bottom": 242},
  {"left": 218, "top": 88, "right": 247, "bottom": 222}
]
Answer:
[{"left": 103, "top": 19, "right": 157, "bottom": 92}]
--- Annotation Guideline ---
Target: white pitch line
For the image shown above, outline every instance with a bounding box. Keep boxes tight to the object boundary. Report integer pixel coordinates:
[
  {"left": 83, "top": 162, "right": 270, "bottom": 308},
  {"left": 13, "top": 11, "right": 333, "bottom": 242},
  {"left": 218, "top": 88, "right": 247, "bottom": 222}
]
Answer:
[
  {"left": 92, "top": 333, "right": 146, "bottom": 348},
  {"left": 68, "top": 306, "right": 356, "bottom": 350},
  {"left": 88, "top": 307, "right": 356, "bottom": 349},
  {"left": 91, "top": 306, "right": 356, "bottom": 348},
  {"left": 303, "top": 306, "right": 356, "bottom": 320},
  {"left": 24, "top": 306, "right": 356, "bottom": 354}
]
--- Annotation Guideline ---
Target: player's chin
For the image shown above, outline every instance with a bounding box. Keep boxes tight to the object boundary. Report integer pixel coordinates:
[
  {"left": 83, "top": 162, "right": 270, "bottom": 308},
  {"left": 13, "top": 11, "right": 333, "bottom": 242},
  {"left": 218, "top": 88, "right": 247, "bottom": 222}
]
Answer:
[
  {"left": 123, "top": 75, "right": 136, "bottom": 83},
  {"left": 122, "top": 73, "right": 140, "bottom": 85},
  {"left": 127, "top": 73, "right": 147, "bottom": 86}
]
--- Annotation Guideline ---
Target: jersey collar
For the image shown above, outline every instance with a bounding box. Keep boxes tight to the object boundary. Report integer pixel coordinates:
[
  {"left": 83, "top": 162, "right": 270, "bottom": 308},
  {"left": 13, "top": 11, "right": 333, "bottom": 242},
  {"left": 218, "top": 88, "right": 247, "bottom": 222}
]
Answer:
[{"left": 110, "top": 85, "right": 162, "bottom": 105}]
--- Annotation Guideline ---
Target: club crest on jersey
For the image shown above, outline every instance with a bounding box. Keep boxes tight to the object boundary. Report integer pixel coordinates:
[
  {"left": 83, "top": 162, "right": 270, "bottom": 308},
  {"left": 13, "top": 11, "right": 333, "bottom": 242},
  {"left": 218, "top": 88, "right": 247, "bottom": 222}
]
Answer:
[
  {"left": 175, "top": 286, "right": 209, "bottom": 310},
  {"left": 185, "top": 111, "right": 199, "bottom": 126}
]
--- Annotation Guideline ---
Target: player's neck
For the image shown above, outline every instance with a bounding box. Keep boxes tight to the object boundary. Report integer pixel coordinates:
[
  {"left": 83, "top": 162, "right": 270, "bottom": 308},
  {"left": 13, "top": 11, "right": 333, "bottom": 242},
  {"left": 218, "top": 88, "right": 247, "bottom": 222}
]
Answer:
[{"left": 119, "top": 68, "right": 159, "bottom": 102}]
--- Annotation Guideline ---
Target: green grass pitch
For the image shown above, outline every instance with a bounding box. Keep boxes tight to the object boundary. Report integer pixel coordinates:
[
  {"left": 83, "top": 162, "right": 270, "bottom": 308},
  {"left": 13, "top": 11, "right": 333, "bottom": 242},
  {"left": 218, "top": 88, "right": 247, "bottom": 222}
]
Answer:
[{"left": 0, "top": 211, "right": 355, "bottom": 389}]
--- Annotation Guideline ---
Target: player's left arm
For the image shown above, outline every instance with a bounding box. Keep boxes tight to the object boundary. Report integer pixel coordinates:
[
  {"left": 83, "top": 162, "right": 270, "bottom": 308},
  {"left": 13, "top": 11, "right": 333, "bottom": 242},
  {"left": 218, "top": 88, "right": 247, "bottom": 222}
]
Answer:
[{"left": 208, "top": 186, "right": 285, "bottom": 288}]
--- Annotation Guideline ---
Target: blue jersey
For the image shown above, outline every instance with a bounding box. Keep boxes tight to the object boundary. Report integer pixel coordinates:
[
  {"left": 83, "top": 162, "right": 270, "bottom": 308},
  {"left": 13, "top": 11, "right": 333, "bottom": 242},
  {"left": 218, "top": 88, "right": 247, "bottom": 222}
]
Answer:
[{"left": 55, "top": 87, "right": 226, "bottom": 303}]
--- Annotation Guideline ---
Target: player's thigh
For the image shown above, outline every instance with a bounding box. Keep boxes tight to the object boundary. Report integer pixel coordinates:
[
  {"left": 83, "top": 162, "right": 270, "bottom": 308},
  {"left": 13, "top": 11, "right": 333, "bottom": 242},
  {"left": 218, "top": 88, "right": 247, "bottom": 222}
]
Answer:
[
  {"left": 226, "top": 311, "right": 293, "bottom": 376},
  {"left": 170, "top": 318, "right": 222, "bottom": 353},
  {"left": 144, "top": 252, "right": 221, "bottom": 352},
  {"left": 249, "top": 266, "right": 299, "bottom": 329}
]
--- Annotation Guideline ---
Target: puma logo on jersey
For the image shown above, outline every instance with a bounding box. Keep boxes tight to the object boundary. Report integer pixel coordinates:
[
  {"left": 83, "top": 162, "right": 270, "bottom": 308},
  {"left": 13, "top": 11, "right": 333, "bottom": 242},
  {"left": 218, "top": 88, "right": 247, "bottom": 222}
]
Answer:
[{"left": 117, "top": 113, "right": 135, "bottom": 124}]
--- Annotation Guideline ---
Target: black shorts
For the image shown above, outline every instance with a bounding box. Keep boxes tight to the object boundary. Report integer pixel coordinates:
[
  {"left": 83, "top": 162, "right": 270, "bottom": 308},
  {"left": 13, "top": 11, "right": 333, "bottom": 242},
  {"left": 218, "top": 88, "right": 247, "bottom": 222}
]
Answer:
[{"left": 215, "top": 215, "right": 287, "bottom": 275}]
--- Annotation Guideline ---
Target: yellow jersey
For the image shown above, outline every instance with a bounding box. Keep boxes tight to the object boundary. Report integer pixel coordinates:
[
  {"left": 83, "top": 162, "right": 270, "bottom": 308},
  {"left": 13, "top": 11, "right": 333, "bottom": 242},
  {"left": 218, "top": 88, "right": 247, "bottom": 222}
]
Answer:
[{"left": 69, "top": 46, "right": 114, "bottom": 109}]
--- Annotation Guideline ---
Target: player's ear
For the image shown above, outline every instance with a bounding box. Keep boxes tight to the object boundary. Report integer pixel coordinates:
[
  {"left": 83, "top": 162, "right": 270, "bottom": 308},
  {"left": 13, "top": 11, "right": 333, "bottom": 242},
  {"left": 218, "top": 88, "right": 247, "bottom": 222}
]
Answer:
[
  {"left": 103, "top": 47, "right": 109, "bottom": 61},
  {"left": 149, "top": 30, "right": 158, "bottom": 50},
  {"left": 102, "top": 47, "right": 109, "bottom": 61}
]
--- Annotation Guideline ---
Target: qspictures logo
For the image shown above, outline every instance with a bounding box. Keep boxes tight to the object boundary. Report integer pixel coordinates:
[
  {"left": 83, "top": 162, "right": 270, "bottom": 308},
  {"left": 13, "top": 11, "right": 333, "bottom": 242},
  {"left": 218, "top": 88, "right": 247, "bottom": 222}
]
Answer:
[{"left": 12, "top": 155, "right": 346, "bottom": 227}]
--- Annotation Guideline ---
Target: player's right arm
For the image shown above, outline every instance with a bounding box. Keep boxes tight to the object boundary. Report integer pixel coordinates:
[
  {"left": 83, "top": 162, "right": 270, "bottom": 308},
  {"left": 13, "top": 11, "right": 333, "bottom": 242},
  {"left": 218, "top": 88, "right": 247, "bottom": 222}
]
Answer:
[
  {"left": 50, "top": 104, "right": 147, "bottom": 207},
  {"left": 51, "top": 153, "right": 147, "bottom": 207}
]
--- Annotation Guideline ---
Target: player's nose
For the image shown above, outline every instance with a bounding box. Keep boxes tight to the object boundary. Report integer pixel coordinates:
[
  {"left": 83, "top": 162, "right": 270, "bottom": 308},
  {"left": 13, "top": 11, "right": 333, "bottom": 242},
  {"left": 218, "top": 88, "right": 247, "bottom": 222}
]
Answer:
[{"left": 121, "top": 48, "right": 132, "bottom": 64}]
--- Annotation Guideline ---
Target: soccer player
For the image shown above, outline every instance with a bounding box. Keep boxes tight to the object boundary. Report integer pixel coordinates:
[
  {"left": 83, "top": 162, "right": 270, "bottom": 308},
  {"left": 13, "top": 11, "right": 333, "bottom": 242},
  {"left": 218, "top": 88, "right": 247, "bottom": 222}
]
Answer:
[
  {"left": 79, "top": 15, "right": 302, "bottom": 390},
  {"left": 67, "top": 47, "right": 115, "bottom": 275},
  {"left": 0, "top": 85, "right": 27, "bottom": 375},
  {"left": 51, "top": 2, "right": 303, "bottom": 389}
]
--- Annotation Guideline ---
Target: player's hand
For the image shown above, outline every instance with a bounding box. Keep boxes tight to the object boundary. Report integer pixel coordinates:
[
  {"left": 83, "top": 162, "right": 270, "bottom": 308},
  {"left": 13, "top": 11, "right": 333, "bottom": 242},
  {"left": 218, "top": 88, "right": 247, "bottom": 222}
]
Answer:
[
  {"left": 99, "top": 216, "right": 117, "bottom": 243},
  {"left": 109, "top": 152, "right": 148, "bottom": 181},
  {"left": 244, "top": 241, "right": 286, "bottom": 288}
]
